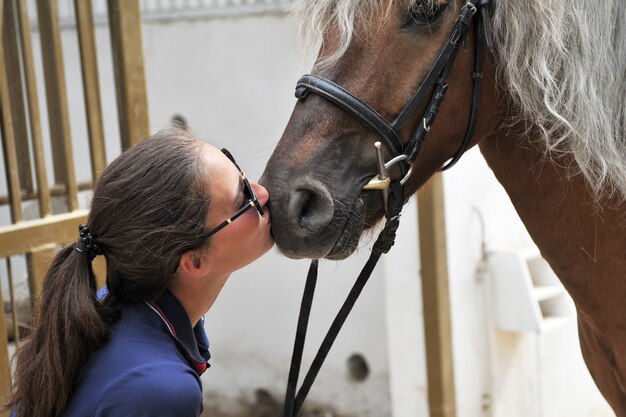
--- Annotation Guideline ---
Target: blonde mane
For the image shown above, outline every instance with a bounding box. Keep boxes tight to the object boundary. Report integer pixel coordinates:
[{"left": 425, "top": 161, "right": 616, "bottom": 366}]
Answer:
[{"left": 295, "top": 0, "right": 626, "bottom": 200}]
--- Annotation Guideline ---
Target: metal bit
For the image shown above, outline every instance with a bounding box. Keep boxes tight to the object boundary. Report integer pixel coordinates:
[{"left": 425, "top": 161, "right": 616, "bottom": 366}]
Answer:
[{"left": 363, "top": 142, "right": 390, "bottom": 212}]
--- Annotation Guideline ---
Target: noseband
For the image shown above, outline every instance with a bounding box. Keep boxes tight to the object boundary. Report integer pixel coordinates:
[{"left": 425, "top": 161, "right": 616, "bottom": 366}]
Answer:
[
  {"left": 283, "top": 2, "right": 493, "bottom": 416},
  {"left": 295, "top": 0, "right": 493, "bottom": 197}
]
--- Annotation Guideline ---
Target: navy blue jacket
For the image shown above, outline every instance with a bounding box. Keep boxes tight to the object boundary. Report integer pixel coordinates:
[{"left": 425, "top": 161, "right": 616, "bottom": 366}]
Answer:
[
  {"left": 14, "top": 290, "right": 211, "bottom": 417},
  {"left": 65, "top": 291, "right": 210, "bottom": 417}
]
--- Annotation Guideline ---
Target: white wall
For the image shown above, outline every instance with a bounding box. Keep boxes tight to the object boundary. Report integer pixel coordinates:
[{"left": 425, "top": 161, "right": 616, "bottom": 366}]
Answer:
[
  {"left": 1, "top": 2, "right": 614, "bottom": 416},
  {"left": 443, "top": 149, "right": 612, "bottom": 417}
]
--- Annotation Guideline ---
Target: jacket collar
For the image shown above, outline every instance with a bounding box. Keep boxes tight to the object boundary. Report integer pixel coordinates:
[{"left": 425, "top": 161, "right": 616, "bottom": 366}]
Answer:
[{"left": 146, "top": 290, "right": 211, "bottom": 375}]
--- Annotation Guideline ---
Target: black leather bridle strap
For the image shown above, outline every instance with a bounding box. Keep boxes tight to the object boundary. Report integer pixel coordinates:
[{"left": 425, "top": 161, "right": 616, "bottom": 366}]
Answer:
[
  {"left": 296, "top": 75, "right": 404, "bottom": 156},
  {"left": 403, "top": 56, "right": 457, "bottom": 162},
  {"left": 291, "top": 250, "right": 382, "bottom": 416},
  {"left": 282, "top": 182, "right": 403, "bottom": 417},
  {"left": 440, "top": 3, "right": 489, "bottom": 170},
  {"left": 392, "top": 0, "right": 479, "bottom": 131},
  {"left": 282, "top": 259, "right": 319, "bottom": 417}
]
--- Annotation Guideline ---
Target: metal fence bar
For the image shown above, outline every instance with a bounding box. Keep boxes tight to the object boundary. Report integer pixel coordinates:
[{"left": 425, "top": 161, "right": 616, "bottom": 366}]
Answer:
[
  {"left": 16, "top": 0, "right": 52, "bottom": 217},
  {"left": 36, "top": 0, "right": 79, "bottom": 211},
  {"left": 0, "top": 0, "right": 24, "bottom": 223},
  {"left": 75, "top": 0, "right": 107, "bottom": 180},
  {"left": 3, "top": 0, "right": 33, "bottom": 194},
  {"left": 108, "top": 0, "right": 150, "bottom": 149}
]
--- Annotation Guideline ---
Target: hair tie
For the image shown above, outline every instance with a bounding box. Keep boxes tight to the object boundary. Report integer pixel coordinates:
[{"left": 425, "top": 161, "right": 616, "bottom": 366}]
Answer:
[{"left": 73, "top": 224, "right": 103, "bottom": 262}]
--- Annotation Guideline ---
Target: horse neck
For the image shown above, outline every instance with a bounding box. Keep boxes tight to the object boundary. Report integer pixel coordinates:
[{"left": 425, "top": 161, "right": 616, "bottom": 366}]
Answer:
[{"left": 478, "top": 126, "right": 626, "bottom": 323}]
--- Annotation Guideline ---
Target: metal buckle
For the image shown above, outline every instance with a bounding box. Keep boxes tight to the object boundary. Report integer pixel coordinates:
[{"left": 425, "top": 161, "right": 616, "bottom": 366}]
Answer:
[{"left": 464, "top": 1, "right": 477, "bottom": 15}]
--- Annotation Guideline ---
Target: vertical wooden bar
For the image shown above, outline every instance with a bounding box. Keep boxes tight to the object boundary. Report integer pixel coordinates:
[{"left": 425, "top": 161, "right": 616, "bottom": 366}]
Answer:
[
  {"left": 36, "top": 0, "right": 79, "bottom": 211},
  {"left": 92, "top": 255, "right": 106, "bottom": 290},
  {"left": 0, "top": 262, "right": 11, "bottom": 414},
  {"left": 74, "top": 0, "right": 106, "bottom": 179},
  {"left": 108, "top": 0, "right": 150, "bottom": 149},
  {"left": 26, "top": 244, "right": 56, "bottom": 306},
  {"left": 16, "top": 0, "right": 52, "bottom": 217},
  {"left": 0, "top": 8, "right": 13, "bottom": 411},
  {"left": 418, "top": 173, "right": 456, "bottom": 417},
  {"left": 3, "top": 0, "right": 33, "bottom": 193},
  {"left": 6, "top": 258, "right": 19, "bottom": 345},
  {"left": 0, "top": 0, "right": 24, "bottom": 223}
]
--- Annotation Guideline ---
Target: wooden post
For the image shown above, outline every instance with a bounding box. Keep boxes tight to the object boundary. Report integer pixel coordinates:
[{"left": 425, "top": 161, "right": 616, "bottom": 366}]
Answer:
[
  {"left": 3, "top": 0, "right": 33, "bottom": 193},
  {"left": 0, "top": 269, "right": 11, "bottom": 416},
  {"left": 0, "top": 0, "right": 23, "bottom": 223},
  {"left": 418, "top": 173, "right": 456, "bottom": 417},
  {"left": 92, "top": 256, "right": 107, "bottom": 290},
  {"left": 0, "top": 4, "right": 13, "bottom": 417},
  {"left": 108, "top": 0, "right": 150, "bottom": 149},
  {"left": 75, "top": 0, "right": 107, "bottom": 180},
  {"left": 0, "top": 211, "right": 88, "bottom": 257},
  {"left": 36, "top": 0, "right": 79, "bottom": 211},
  {"left": 26, "top": 244, "right": 57, "bottom": 306},
  {"left": 16, "top": 0, "right": 52, "bottom": 217}
]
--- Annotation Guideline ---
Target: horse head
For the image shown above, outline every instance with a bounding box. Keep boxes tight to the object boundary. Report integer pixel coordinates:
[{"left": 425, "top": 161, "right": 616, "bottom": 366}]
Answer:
[{"left": 261, "top": 0, "right": 503, "bottom": 259}]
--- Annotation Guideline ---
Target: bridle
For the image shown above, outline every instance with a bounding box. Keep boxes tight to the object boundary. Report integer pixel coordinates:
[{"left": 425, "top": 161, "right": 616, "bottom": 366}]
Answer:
[
  {"left": 282, "top": 2, "right": 494, "bottom": 416},
  {"left": 296, "top": 0, "right": 493, "bottom": 191}
]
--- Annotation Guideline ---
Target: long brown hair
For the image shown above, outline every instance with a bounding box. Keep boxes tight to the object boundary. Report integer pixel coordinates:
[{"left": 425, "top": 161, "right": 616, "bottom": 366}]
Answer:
[{"left": 7, "top": 128, "right": 214, "bottom": 417}]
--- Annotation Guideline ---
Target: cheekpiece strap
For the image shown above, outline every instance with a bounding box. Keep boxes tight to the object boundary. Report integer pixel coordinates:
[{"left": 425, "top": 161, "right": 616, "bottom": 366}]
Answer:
[
  {"left": 372, "top": 181, "right": 403, "bottom": 255},
  {"left": 74, "top": 224, "right": 103, "bottom": 262}
]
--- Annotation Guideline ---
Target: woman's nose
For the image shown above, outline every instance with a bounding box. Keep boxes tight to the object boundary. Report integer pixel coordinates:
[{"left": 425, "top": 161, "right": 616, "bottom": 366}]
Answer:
[{"left": 251, "top": 181, "right": 270, "bottom": 208}]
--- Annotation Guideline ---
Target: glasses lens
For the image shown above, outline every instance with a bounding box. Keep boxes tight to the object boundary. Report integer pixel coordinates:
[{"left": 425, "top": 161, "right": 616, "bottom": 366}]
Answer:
[
  {"left": 223, "top": 149, "right": 264, "bottom": 217},
  {"left": 243, "top": 177, "right": 264, "bottom": 216}
]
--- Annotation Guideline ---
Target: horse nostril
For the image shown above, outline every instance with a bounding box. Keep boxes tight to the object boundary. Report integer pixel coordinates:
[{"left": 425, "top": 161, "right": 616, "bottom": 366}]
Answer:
[
  {"left": 295, "top": 190, "right": 313, "bottom": 228},
  {"left": 288, "top": 181, "right": 334, "bottom": 235}
]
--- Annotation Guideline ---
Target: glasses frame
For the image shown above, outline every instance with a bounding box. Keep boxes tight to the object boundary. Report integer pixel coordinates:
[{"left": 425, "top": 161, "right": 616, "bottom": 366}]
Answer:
[{"left": 201, "top": 148, "right": 264, "bottom": 240}]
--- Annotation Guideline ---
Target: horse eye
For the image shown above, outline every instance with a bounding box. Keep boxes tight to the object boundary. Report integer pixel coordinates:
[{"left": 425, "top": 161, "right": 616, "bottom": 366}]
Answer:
[{"left": 405, "top": 1, "right": 447, "bottom": 26}]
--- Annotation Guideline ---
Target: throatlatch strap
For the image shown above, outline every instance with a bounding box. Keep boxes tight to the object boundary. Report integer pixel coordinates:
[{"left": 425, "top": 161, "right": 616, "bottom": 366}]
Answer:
[
  {"left": 282, "top": 183, "right": 403, "bottom": 417},
  {"left": 440, "top": 4, "right": 488, "bottom": 170}
]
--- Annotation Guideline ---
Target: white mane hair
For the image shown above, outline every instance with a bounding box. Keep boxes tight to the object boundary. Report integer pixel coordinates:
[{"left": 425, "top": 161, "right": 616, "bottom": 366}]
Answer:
[{"left": 295, "top": 0, "right": 626, "bottom": 200}]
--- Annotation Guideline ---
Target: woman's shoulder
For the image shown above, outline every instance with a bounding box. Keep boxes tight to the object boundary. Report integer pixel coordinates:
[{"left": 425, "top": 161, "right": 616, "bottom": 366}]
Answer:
[{"left": 95, "top": 361, "right": 203, "bottom": 416}]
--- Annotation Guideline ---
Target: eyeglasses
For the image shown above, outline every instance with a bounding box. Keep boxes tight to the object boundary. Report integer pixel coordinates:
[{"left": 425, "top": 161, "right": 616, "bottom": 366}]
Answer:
[{"left": 202, "top": 148, "right": 265, "bottom": 239}]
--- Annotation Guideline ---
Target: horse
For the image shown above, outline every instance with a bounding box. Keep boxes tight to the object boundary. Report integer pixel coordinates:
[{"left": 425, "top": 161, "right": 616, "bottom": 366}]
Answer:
[{"left": 260, "top": 0, "right": 626, "bottom": 414}]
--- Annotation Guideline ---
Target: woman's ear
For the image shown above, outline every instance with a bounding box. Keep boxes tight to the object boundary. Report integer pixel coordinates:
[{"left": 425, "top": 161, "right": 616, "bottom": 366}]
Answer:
[{"left": 178, "top": 250, "right": 205, "bottom": 276}]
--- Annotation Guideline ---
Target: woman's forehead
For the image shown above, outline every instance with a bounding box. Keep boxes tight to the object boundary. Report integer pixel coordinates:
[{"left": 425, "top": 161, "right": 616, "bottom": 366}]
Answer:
[
  {"left": 200, "top": 144, "right": 240, "bottom": 191},
  {"left": 200, "top": 143, "right": 228, "bottom": 169}
]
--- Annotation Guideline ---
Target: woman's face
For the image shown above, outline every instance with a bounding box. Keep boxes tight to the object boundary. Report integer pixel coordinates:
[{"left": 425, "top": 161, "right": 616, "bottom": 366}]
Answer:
[{"left": 200, "top": 143, "right": 274, "bottom": 275}]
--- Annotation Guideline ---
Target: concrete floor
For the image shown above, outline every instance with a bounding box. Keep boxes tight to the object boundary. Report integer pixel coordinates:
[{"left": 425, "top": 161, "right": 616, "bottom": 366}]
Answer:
[{"left": 201, "top": 389, "right": 356, "bottom": 417}]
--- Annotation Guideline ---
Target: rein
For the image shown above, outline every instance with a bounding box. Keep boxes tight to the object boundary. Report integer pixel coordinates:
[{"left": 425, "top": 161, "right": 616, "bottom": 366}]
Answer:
[{"left": 282, "top": 2, "right": 493, "bottom": 416}]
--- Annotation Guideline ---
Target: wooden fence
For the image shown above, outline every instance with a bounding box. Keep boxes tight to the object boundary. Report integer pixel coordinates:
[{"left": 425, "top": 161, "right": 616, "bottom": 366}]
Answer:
[{"left": 0, "top": 0, "right": 149, "bottom": 412}]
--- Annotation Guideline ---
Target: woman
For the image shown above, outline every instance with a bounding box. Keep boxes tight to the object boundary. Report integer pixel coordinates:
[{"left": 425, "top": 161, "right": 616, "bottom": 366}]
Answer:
[{"left": 6, "top": 128, "right": 273, "bottom": 417}]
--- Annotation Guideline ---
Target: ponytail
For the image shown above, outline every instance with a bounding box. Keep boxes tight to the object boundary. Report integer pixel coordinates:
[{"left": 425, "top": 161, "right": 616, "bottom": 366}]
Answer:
[{"left": 6, "top": 244, "right": 116, "bottom": 417}]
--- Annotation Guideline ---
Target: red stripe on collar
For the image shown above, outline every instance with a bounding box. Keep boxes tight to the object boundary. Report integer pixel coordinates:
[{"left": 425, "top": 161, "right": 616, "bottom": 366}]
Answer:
[
  {"left": 146, "top": 302, "right": 177, "bottom": 338},
  {"left": 145, "top": 299, "right": 210, "bottom": 376}
]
